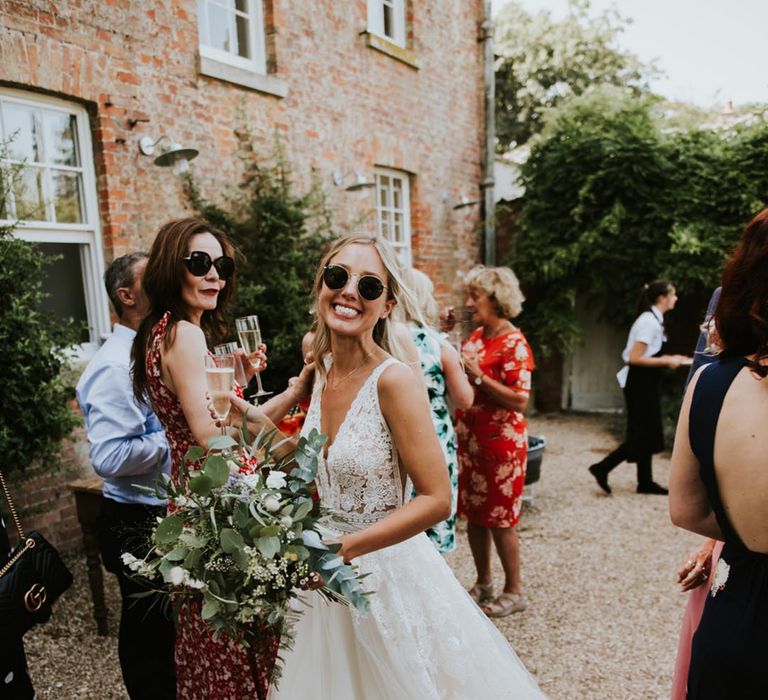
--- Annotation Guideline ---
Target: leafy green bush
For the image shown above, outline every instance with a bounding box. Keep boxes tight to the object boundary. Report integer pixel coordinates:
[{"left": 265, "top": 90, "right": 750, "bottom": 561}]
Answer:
[
  {"left": 509, "top": 85, "right": 768, "bottom": 359},
  {"left": 0, "top": 216, "right": 81, "bottom": 474},
  {"left": 187, "top": 139, "right": 335, "bottom": 393}
]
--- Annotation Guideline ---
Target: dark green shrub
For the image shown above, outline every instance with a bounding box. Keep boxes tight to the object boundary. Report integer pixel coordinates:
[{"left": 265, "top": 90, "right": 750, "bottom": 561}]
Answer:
[
  {"left": 187, "top": 139, "right": 335, "bottom": 393},
  {"left": 0, "top": 203, "right": 81, "bottom": 473}
]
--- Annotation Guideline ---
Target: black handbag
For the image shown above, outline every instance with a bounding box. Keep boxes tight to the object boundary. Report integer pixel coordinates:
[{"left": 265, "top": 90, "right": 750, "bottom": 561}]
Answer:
[{"left": 0, "top": 468, "right": 73, "bottom": 639}]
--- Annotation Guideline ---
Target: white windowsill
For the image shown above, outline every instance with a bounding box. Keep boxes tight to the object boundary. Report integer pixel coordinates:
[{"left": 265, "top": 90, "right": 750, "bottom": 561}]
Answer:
[
  {"left": 198, "top": 54, "right": 288, "bottom": 98},
  {"left": 364, "top": 32, "right": 418, "bottom": 69}
]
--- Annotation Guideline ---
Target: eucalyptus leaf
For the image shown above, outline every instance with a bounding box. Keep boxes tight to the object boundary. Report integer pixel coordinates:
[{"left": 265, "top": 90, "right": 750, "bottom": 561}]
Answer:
[
  {"left": 155, "top": 514, "right": 184, "bottom": 546},
  {"left": 184, "top": 446, "right": 206, "bottom": 465},
  {"left": 201, "top": 598, "right": 220, "bottom": 620},
  {"left": 164, "top": 546, "right": 188, "bottom": 562},
  {"left": 257, "top": 535, "right": 281, "bottom": 559},
  {"left": 207, "top": 434, "right": 238, "bottom": 450},
  {"left": 189, "top": 474, "right": 213, "bottom": 497},
  {"left": 204, "top": 455, "right": 230, "bottom": 487},
  {"left": 220, "top": 528, "right": 245, "bottom": 554},
  {"left": 300, "top": 530, "right": 328, "bottom": 550}
]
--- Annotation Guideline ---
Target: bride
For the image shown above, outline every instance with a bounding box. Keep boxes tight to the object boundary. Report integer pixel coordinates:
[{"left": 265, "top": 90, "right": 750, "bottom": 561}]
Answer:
[{"left": 266, "top": 236, "right": 545, "bottom": 699}]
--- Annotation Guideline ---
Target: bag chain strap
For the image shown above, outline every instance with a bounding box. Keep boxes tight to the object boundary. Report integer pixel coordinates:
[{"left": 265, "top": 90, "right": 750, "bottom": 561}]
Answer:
[{"left": 0, "top": 468, "right": 34, "bottom": 579}]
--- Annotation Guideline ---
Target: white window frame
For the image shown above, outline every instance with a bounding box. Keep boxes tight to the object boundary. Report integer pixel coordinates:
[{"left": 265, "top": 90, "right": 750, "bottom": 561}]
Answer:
[
  {"left": 367, "top": 0, "right": 406, "bottom": 48},
  {"left": 197, "top": 0, "right": 267, "bottom": 75},
  {"left": 375, "top": 168, "right": 412, "bottom": 266},
  {"left": 0, "top": 88, "right": 109, "bottom": 356}
]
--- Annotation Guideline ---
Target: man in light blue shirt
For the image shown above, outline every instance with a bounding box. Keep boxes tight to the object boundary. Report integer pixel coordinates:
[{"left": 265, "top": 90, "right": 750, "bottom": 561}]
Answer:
[{"left": 76, "top": 252, "right": 175, "bottom": 699}]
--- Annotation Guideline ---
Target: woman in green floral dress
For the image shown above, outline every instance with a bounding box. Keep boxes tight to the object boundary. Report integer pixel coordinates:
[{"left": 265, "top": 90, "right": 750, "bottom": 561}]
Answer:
[{"left": 399, "top": 268, "right": 474, "bottom": 553}]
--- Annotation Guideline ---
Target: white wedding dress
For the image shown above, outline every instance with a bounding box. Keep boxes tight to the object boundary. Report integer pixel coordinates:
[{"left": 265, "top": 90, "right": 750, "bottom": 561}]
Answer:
[{"left": 271, "top": 358, "right": 547, "bottom": 700}]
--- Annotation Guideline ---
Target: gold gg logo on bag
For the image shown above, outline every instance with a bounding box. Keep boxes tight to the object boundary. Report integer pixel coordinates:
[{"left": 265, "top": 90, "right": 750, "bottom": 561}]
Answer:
[{"left": 24, "top": 583, "right": 48, "bottom": 612}]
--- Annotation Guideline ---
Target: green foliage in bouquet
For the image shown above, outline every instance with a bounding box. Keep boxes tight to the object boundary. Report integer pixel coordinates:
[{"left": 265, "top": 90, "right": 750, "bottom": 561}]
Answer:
[{"left": 125, "top": 425, "right": 370, "bottom": 679}]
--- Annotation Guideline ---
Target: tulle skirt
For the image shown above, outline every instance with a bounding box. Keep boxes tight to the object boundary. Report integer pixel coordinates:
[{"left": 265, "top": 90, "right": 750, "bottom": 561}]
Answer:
[{"left": 270, "top": 526, "right": 546, "bottom": 700}]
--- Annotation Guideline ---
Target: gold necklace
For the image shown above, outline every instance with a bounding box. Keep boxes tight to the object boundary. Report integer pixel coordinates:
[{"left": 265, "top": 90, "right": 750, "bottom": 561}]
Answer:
[{"left": 329, "top": 350, "right": 375, "bottom": 391}]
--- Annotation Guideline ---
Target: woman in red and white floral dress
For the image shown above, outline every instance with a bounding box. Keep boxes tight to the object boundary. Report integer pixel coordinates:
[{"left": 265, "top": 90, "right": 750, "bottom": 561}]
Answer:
[
  {"left": 456, "top": 265, "right": 535, "bottom": 618},
  {"left": 131, "top": 218, "right": 308, "bottom": 700}
]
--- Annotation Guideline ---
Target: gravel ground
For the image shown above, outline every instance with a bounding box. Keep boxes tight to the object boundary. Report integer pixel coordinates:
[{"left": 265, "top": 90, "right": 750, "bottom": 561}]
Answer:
[{"left": 24, "top": 412, "right": 699, "bottom": 699}]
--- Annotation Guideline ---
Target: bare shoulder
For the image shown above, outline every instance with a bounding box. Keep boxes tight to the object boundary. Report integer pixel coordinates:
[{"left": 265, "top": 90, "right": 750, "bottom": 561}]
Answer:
[
  {"left": 166, "top": 320, "right": 207, "bottom": 357},
  {"left": 377, "top": 360, "right": 417, "bottom": 397}
]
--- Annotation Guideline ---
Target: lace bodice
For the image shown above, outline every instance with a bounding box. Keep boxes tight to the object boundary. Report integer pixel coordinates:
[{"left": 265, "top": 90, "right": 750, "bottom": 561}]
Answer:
[{"left": 302, "top": 357, "right": 409, "bottom": 533}]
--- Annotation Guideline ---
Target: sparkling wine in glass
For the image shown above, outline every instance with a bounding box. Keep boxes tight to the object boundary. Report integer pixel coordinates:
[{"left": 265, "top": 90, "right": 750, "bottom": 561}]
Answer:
[
  {"left": 214, "top": 341, "right": 247, "bottom": 387},
  {"left": 205, "top": 354, "right": 235, "bottom": 435},
  {"left": 235, "top": 315, "right": 273, "bottom": 401}
]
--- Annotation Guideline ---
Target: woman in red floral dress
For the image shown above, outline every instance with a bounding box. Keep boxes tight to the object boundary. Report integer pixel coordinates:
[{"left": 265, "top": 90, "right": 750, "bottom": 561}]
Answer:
[
  {"left": 456, "top": 265, "right": 535, "bottom": 618},
  {"left": 131, "top": 218, "right": 306, "bottom": 700}
]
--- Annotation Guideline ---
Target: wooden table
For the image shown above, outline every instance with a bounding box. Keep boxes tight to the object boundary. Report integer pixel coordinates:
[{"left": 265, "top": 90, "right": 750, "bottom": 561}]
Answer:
[{"left": 68, "top": 476, "right": 108, "bottom": 635}]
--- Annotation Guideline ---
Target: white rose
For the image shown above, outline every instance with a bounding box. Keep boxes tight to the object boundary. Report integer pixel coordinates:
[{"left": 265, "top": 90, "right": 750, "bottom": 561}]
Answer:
[
  {"left": 186, "top": 577, "right": 206, "bottom": 590},
  {"left": 280, "top": 515, "right": 293, "bottom": 528},
  {"left": 266, "top": 471, "right": 288, "bottom": 489},
  {"left": 168, "top": 566, "right": 186, "bottom": 586},
  {"left": 264, "top": 496, "right": 281, "bottom": 512}
]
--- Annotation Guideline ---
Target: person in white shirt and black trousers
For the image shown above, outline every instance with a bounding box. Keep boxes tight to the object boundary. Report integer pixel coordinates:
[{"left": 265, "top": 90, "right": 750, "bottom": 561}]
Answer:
[{"left": 588, "top": 280, "right": 692, "bottom": 495}]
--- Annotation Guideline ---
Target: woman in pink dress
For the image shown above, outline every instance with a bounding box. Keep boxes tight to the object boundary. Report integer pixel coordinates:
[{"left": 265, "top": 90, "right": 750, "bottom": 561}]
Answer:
[
  {"left": 131, "top": 218, "right": 307, "bottom": 700},
  {"left": 456, "top": 265, "right": 535, "bottom": 618}
]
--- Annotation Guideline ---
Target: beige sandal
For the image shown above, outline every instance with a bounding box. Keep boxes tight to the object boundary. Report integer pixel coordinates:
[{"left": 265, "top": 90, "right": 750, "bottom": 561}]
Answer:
[
  {"left": 467, "top": 583, "right": 494, "bottom": 605},
  {"left": 483, "top": 592, "right": 527, "bottom": 618}
]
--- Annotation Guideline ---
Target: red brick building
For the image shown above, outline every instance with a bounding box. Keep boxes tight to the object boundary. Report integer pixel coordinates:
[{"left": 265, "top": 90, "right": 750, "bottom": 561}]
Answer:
[{"left": 1, "top": 0, "right": 489, "bottom": 547}]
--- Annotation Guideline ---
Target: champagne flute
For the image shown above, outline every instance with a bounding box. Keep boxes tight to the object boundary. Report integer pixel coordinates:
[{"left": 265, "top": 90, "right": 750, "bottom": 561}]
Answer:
[
  {"left": 235, "top": 315, "right": 273, "bottom": 401},
  {"left": 214, "top": 341, "right": 247, "bottom": 387},
  {"left": 205, "top": 354, "right": 235, "bottom": 435}
]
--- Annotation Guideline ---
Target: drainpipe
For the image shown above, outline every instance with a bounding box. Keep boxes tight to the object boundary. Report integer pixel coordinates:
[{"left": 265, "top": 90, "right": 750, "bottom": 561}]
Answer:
[{"left": 480, "top": 0, "right": 496, "bottom": 265}]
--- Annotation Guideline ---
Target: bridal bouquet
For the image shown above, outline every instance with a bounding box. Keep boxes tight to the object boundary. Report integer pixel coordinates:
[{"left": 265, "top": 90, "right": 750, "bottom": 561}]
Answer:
[{"left": 123, "top": 426, "right": 369, "bottom": 661}]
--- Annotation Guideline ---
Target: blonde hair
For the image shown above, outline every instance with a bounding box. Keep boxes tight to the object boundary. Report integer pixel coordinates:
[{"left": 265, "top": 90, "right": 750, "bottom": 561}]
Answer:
[
  {"left": 311, "top": 236, "right": 421, "bottom": 381},
  {"left": 465, "top": 265, "right": 525, "bottom": 319},
  {"left": 397, "top": 267, "right": 440, "bottom": 327}
]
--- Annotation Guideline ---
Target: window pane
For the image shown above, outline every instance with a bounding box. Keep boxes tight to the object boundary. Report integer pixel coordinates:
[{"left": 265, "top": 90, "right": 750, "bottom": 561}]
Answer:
[
  {"left": 394, "top": 213, "right": 402, "bottom": 242},
  {"left": 236, "top": 14, "right": 250, "bottom": 58},
  {"left": 12, "top": 166, "right": 46, "bottom": 220},
  {"left": 392, "top": 179, "right": 402, "bottom": 210},
  {"left": 37, "top": 243, "right": 89, "bottom": 343},
  {"left": 43, "top": 111, "right": 79, "bottom": 167},
  {"left": 207, "top": 2, "right": 232, "bottom": 52},
  {"left": 52, "top": 170, "right": 84, "bottom": 223},
  {"left": 2, "top": 103, "right": 42, "bottom": 163},
  {"left": 380, "top": 212, "right": 391, "bottom": 239},
  {"left": 378, "top": 177, "right": 390, "bottom": 207},
  {"left": 383, "top": 4, "right": 394, "bottom": 38},
  {"left": 235, "top": 0, "right": 249, "bottom": 13}
]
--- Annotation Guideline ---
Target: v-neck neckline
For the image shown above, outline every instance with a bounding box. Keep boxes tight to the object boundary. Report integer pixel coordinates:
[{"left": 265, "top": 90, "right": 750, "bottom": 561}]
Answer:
[{"left": 319, "top": 357, "right": 392, "bottom": 460}]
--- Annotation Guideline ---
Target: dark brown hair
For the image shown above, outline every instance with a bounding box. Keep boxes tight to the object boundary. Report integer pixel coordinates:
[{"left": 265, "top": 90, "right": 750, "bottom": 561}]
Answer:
[
  {"left": 715, "top": 208, "right": 768, "bottom": 377},
  {"left": 132, "top": 218, "right": 236, "bottom": 403},
  {"left": 636, "top": 279, "right": 673, "bottom": 316}
]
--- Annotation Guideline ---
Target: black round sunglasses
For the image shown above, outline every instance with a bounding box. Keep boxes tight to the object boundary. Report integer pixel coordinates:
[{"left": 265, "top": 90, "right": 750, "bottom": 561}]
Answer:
[
  {"left": 183, "top": 251, "right": 235, "bottom": 280},
  {"left": 322, "top": 264, "right": 387, "bottom": 301}
]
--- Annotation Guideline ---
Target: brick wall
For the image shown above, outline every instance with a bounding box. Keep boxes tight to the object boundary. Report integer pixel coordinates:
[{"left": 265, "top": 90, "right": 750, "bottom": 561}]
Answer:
[
  {"left": 1, "top": 0, "right": 487, "bottom": 548},
  {"left": 3, "top": 425, "right": 91, "bottom": 552},
  {"left": 0, "top": 0, "right": 486, "bottom": 296}
]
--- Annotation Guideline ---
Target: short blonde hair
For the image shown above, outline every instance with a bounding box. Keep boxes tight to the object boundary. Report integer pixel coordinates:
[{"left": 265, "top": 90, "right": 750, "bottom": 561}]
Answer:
[{"left": 465, "top": 265, "right": 525, "bottom": 319}]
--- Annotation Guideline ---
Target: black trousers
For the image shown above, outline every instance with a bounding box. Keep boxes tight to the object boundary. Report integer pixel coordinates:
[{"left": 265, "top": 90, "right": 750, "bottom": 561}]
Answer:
[
  {"left": 98, "top": 498, "right": 176, "bottom": 700},
  {"left": 595, "top": 443, "right": 654, "bottom": 487}
]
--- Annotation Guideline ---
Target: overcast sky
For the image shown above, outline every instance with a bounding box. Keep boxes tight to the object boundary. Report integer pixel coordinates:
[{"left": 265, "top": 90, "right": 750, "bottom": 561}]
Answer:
[{"left": 491, "top": 0, "right": 768, "bottom": 108}]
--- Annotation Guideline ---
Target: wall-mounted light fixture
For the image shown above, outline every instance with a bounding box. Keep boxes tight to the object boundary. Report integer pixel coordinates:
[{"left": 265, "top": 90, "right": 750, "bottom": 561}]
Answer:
[
  {"left": 332, "top": 170, "right": 376, "bottom": 192},
  {"left": 139, "top": 135, "right": 199, "bottom": 174},
  {"left": 452, "top": 195, "right": 482, "bottom": 210}
]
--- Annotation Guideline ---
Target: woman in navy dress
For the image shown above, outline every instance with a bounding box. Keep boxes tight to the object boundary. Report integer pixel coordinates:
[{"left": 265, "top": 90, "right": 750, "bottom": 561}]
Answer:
[{"left": 670, "top": 207, "right": 768, "bottom": 699}]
